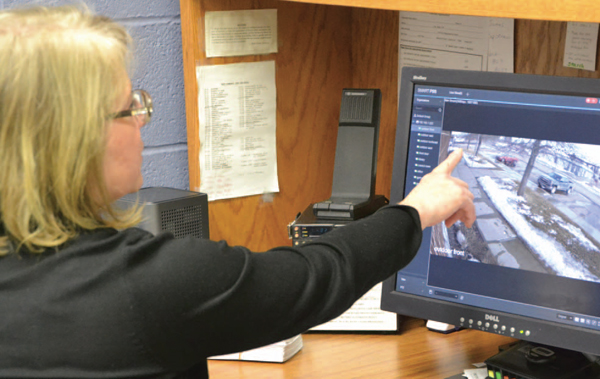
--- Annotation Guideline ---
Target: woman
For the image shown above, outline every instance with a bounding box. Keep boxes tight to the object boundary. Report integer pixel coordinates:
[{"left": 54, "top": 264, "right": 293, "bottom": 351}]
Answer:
[{"left": 0, "top": 5, "right": 475, "bottom": 379}]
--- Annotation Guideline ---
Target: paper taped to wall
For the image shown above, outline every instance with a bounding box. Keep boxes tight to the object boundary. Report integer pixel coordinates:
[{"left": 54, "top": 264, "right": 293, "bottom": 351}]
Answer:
[{"left": 196, "top": 61, "right": 279, "bottom": 201}]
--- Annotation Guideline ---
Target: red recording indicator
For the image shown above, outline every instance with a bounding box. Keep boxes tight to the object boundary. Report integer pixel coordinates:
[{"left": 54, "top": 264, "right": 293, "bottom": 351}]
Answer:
[{"left": 586, "top": 98, "right": 598, "bottom": 104}]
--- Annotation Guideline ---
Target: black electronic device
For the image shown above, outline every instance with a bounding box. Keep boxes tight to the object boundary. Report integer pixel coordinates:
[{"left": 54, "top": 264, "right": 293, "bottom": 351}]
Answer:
[
  {"left": 381, "top": 67, "right": 600, "bottom": 364},
  {"left": 288, "top": 205, "right": 350, "bottom": 246},
  {"left": 289, "top": 196, "right": 389, "bottom": 246},
  {"left": 116, "top": 187, "right": 209, "bottom": 239},
  {"left": 313, "top": 88, "right": 384, "bottom": 220},
  {"left": 485, "top": 341, "right": 600, "bottom": 379}
]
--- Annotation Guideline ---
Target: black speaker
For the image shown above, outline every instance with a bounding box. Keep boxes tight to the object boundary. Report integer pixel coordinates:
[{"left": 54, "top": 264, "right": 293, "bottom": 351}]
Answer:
[
  {"left": 312, "top": 88, "right": 387, "bottom": 220},
  {"left": 116, "top": 187, "right": 209, "bottom": 239},
  {"left": 331, "top": 88, "right": 381, "bottom": 201}
]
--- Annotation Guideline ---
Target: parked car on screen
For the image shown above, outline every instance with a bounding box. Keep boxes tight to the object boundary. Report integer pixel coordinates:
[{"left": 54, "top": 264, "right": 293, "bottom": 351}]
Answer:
[
  {"left": 495, "top": 155, "right": 518, "bottom": 167},
  {"left": 538, "top": 172, "right": 574, "bottom": 194}
]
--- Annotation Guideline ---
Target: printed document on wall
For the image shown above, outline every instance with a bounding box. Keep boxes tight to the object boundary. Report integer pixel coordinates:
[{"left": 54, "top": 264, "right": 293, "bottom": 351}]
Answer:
[
  {"left": 399, "top": 12, "right": 514, "bottom": 73},
  {"left": 197, "top": 61, "right": 279, "bottom": 201},
  {"left": 205, "top": 9, "right": 278, "bottom": 58}
]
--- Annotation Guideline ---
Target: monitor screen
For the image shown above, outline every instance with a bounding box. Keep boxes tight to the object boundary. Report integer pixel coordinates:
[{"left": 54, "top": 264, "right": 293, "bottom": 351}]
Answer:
[{"left": 381, "top": 67, "right": 600, "bottom": 355}]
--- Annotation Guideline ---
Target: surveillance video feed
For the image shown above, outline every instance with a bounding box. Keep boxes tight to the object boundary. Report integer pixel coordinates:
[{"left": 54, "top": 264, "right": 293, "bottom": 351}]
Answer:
[{"left": 430, "top": 131, "right": 600, "bottom": 283}]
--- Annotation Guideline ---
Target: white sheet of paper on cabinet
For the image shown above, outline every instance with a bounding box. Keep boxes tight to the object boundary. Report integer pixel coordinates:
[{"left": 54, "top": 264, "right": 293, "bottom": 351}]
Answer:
[
  {"left": 564, "top": 22, "right": 599, "bottom": 71},
  {"left": 487, "top": 18, "right": 514, "bottom": 72},
  {"left": 196, "top": 61, "right": 279, "bottom": 201},
  {"left": 399, "top": 12, "right": 514, "bottom": 73},
  {"left": 205, "top": 9, "right": 278, "bottom": 58}
]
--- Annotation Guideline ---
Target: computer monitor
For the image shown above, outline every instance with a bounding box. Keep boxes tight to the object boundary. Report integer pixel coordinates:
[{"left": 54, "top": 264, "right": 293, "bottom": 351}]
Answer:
[{"left": 381, "top": 67, "right": 600, "bottom": 357}]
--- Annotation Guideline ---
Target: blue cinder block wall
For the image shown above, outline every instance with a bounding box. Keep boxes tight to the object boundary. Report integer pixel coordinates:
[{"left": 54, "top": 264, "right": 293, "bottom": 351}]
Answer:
[{"left": 2, "top": 0, "right": 189, "bottom": 190}]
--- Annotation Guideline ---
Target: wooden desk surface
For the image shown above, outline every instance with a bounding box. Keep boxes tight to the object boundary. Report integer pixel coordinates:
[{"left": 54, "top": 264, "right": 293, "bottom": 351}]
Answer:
[{"left": 208, "top": 318, "right": 517, "bottom": 378}]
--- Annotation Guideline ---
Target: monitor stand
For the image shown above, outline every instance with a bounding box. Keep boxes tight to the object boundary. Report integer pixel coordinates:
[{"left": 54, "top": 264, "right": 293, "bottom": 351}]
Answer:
[{"left": 426, "top": 320, "right": 461, "bottom": 334}]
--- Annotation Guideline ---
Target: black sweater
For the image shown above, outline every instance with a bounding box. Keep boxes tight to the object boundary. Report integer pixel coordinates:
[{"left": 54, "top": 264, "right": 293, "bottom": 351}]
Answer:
[{"left": 0, "top": 205, "right": 422, "bottom": 378}]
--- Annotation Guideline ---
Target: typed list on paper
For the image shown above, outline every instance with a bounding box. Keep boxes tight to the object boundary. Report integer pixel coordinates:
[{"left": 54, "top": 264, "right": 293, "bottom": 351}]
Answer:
[{"left": 197, "top": 61, "right": 279, "bottom": 201}]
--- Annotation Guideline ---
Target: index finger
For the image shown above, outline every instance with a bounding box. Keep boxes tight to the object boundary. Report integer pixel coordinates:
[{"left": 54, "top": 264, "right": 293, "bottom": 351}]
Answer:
[{"left": 433, "top": 148, "right": 463, "bottom": 174}]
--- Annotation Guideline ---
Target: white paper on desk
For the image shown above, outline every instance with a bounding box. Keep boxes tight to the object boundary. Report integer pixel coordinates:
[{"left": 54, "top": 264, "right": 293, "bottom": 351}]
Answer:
[
  {"left": 399, "top": 12, "right": 514, "bottom": 73},
  {"left": 209, "top": 335, "right": 303, "bottom": 363},
  {"left": 564, "top": 22, "right": 599, "bottom": 71},
  {"left": 205, "top": 9, "right": 278, "bottom": 58},
  {"left": 197, "top": 61, "right": 279, "bottom": 201},
  {"left": 311, "top": 282, "right": 397, "bottom": 331}
]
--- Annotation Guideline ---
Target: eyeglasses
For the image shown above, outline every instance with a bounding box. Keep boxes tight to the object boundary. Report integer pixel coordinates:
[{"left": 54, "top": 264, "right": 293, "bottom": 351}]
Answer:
[{"left": 112, "top": 89, "right": 153, "bottom": 126}]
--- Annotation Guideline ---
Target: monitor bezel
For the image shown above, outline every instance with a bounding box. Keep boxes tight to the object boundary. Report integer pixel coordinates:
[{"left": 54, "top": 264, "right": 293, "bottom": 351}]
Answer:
[{"left": 381, "top": 66, "right": 600, "bottom": 355}]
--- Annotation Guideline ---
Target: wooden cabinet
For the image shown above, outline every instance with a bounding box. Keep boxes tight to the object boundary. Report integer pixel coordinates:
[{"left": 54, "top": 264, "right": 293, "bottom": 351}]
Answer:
[
  {"left": 180, "top": 0, "right": 600, "bottom": 251},
  {"left": 282, "top": 0, "right": 600, "bottom": 23}
]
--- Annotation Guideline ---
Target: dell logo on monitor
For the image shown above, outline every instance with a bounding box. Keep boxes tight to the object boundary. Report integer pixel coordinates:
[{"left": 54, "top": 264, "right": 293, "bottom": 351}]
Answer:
[
  {"left": 413, "top": 75, "right": 427, "bottom": 81},
  {"left": 485, "top": 314, "right": 500, "bottom": 322}
]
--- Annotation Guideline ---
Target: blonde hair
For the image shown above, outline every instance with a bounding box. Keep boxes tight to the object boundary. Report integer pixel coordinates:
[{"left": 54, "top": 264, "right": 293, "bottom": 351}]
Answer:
[{"left": 0, "top": 5, "right": 141, "bottom": 254}]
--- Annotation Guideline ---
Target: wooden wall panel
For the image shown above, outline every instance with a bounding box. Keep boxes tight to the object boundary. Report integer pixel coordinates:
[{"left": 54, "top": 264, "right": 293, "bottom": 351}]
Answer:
[
  {"left": 180, "top": 0, "right": 353, "bottom": 250},
  {"left": 351, "top": 8, "right": 399, "bottom": 199}
]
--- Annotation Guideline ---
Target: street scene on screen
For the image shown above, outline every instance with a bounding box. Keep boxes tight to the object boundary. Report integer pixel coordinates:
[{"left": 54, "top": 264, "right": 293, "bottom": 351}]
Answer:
[{"left": 430, "top": 131, "right": 600, "bottom": 283}]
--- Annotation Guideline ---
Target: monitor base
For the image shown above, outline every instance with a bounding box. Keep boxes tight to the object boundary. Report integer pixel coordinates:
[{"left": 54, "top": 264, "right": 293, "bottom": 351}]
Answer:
[{"left": 426, "top": 320, "right": 462, "bottom": 334}]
